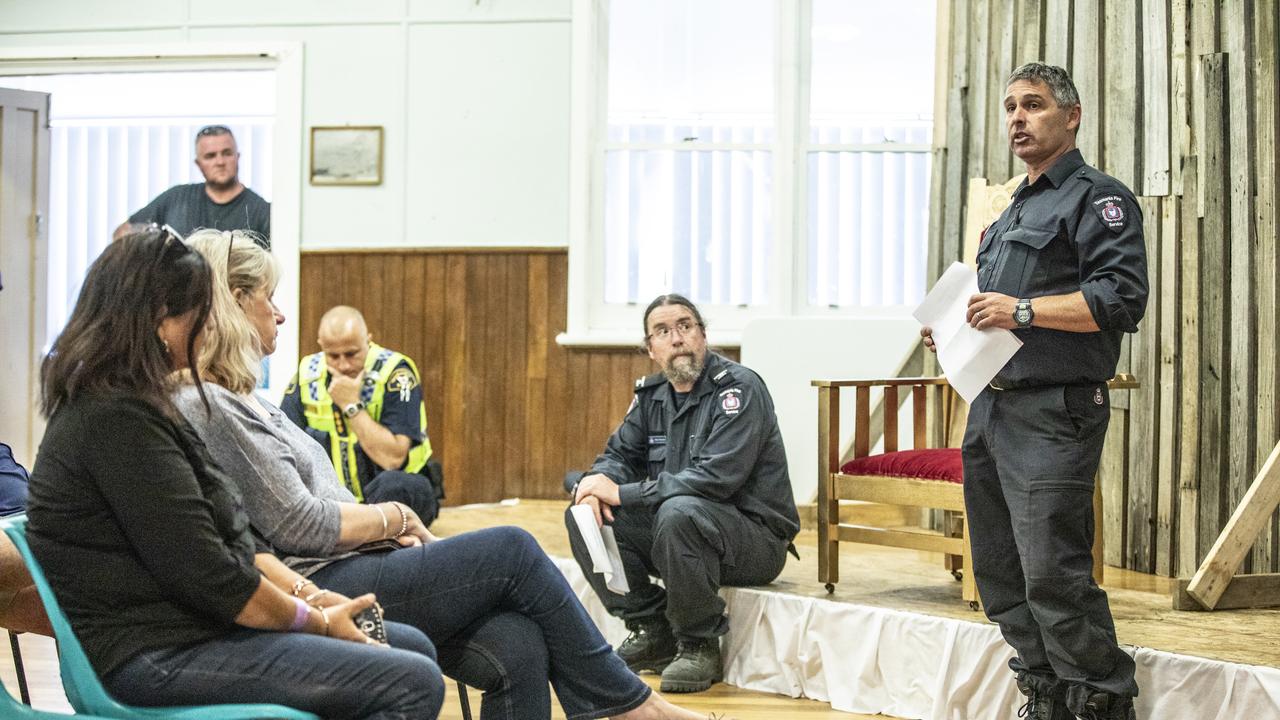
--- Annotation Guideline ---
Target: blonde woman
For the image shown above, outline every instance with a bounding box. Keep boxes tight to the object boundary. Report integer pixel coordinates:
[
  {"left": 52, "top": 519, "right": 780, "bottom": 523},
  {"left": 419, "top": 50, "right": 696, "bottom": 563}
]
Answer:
[{"left": 174, "top": 229, "right": 721, "bottom": 720}]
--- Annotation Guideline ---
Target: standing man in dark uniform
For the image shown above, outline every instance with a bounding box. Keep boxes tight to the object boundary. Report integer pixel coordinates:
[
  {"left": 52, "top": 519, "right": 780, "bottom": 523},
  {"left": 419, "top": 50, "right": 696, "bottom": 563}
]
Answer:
[
  {"left": 113, "top": 125, "right": 271, "bottom": 246},
  {"left": 923, "top": 63, "right": 1147, "bottom": 720},
  {"left": 566, "top": 294, "right": 800, "bottom": 694}
]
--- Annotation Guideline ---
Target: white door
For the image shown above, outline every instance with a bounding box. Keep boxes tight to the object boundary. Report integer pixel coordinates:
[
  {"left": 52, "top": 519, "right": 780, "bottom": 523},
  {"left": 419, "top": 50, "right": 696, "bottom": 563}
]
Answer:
[{"left": 0, "top": 87, "right": 51, "bottom": 467}]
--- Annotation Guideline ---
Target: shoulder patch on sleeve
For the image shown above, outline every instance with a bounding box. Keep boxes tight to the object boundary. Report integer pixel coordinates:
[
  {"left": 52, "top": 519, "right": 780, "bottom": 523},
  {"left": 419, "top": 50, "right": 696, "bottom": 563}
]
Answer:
[
  {"left": 386, "top": 366, "right": 419, "bottom": 393},
  {"left": 284, "top": 374, "right": 298, "bottom": 396},
  {"left": 1091, "top": 192, "right": 1129, "bottom": 234},
  {"left": 718, "top": 387, "right": 743, "bottom": 415}
]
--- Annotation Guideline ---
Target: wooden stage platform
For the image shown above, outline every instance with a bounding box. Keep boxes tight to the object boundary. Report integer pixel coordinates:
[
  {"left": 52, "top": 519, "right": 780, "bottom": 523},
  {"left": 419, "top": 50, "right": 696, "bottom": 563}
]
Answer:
[{"left": 434, "top": 499, "right": 1280, "bottom": 669}]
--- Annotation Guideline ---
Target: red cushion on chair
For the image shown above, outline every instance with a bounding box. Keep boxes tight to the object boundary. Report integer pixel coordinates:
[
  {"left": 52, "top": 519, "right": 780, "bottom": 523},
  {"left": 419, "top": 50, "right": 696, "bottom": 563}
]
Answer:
[{"left": 840, "top": 448, "right": 964, "bottom": 484}]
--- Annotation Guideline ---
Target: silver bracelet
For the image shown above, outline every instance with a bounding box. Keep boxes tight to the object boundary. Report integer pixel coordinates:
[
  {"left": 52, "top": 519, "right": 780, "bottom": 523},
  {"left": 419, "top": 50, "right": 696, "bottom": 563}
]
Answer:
[{"left": 373, "top": 503, "right": 390, "bottom": 539}]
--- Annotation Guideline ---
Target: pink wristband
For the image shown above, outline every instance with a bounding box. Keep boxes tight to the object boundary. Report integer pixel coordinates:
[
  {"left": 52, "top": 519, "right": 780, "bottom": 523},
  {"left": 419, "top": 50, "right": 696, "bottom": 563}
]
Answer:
[{"left": 289, "top": 596, "right": 310, "bottom": 632}]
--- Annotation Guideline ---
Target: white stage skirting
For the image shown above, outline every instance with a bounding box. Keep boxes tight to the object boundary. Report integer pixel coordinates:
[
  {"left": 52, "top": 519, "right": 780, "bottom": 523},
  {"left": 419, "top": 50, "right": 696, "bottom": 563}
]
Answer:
[{"left": 553, "top": 558, "right": 1280, "bottom": 719}]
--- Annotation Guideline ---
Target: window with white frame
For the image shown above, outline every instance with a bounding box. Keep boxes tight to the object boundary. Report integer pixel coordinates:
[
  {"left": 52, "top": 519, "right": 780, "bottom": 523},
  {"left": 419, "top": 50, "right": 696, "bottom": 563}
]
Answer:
[{"left": 569, "top": 0, "right": 936, "bottom": 341}]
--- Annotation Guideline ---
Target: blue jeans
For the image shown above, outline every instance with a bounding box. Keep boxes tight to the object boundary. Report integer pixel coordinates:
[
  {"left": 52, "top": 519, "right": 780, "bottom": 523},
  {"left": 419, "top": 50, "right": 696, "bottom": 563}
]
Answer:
[
  {"left": 309, "top": 526, "right": 650, "bottom": 720},
  {"left": 105, "top": 621, "right": 443, "bottom": 720}
]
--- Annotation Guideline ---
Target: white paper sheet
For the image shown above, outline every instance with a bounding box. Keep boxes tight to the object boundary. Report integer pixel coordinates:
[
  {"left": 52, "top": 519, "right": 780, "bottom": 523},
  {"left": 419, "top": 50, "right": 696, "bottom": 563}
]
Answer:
[
  {"left": 569, "top": 504, "right": 630, "bottom": 594},
  {"left": 912, "top": 262, "right": 1023, "bottom": 403}
]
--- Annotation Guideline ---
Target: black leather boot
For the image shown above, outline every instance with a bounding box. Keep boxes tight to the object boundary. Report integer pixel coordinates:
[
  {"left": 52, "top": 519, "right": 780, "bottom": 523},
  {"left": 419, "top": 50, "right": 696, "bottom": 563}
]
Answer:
[
  {"left": 659, "top": 637, "right": 723, "bottom": 693},
  {"left": 616, "top": 616, "right": 677, "bottom": 673}
]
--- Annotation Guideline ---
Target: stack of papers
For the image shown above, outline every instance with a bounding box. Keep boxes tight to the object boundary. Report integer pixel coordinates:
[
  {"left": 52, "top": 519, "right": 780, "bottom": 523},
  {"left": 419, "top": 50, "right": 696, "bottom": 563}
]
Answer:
[
  {"left": 912, "top": 262, "right": 1023, "bottom": 403},
  {"left": 569, "top": 504, "right": 630, "bottom": 595}
]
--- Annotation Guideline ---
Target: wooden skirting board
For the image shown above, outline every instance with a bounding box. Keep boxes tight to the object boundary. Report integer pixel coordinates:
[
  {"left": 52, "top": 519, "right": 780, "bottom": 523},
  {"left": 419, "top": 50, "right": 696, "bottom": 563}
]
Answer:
[{"left": 1180, "top": 440, "right": 1280, "bottom": 610}]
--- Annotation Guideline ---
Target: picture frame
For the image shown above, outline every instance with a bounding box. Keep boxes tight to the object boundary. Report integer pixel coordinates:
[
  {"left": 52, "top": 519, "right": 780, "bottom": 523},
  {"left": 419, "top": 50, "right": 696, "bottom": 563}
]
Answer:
[{"left": 309, "top": 125, "right": 384, "bottom": 186}]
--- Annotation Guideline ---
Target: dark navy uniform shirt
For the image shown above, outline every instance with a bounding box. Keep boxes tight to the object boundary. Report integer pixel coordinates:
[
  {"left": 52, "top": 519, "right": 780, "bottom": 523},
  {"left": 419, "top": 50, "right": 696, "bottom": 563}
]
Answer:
[
  {"left": 978, "top": 149, "right": 1148, "bottom": 388},
  {"left": 280, "top": 358, "right": 426, "bottom": 487},
  {"left": 593, "top": 352, "right": 800, "bottom": 543}
]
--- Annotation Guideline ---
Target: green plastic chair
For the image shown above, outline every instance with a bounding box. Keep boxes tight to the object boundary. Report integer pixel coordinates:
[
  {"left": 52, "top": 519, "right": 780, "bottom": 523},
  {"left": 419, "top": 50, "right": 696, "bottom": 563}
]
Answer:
[
  {"left": 2, "top": 672, "right": 119, "bottom": 720},
  {"left": 0, "top": 515, "right": 318, "bottom": 720}
]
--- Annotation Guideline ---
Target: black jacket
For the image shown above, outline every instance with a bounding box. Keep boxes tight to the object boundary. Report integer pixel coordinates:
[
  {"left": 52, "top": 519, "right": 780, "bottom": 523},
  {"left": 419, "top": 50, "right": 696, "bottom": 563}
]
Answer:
[{"left": 592, "top": 352, "right": 800, "bottom": 543}]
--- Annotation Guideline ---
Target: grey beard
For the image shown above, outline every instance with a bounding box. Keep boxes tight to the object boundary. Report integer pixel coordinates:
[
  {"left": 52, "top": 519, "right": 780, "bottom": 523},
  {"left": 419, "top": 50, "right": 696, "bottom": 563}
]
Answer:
[{"left": 663, "top": 352, "right": 704, "bottom": 385}]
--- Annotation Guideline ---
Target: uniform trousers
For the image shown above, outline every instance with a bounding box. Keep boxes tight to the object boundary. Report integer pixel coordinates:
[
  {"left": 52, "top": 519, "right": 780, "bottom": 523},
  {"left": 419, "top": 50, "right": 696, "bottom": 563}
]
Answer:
[
  {"left": 566, "top": 495, "right": 787, "bottom": 640},
  {"left": 962, "top": 383, "right": 1137, "bottom": 700}
]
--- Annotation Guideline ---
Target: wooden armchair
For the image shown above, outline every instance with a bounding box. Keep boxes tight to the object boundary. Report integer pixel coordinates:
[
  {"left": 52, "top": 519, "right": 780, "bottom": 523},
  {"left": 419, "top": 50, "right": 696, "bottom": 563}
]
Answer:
[{"left": 813, "top": 375, "right": 1136, "bottom": 609}]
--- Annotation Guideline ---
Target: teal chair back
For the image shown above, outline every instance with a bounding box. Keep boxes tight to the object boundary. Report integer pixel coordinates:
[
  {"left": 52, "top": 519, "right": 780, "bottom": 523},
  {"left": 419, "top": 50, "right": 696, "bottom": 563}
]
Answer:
[{"left": 0, "top": 515, "right": 318, "bottom": 720}]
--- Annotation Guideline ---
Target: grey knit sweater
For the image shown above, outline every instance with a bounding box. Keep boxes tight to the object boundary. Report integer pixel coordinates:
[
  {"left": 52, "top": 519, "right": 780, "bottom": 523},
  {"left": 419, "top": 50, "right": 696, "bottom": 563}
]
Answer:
[{"left": 173, "top": 383, "right": 358, "bottom": 574}]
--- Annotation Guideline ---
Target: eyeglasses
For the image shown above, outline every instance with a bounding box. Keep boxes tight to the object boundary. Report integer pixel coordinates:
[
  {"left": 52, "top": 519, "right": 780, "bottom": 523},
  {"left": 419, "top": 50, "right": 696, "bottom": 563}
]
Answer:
[{"left": 647, "top": 319, "right": 700, "bottom": 342}]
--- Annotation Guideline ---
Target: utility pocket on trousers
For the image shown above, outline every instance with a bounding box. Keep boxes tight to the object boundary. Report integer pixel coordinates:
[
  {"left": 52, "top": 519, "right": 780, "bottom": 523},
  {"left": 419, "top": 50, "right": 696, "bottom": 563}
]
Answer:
[{"left": 1026, "top": 480, "right": 1095, "bottom": 577}]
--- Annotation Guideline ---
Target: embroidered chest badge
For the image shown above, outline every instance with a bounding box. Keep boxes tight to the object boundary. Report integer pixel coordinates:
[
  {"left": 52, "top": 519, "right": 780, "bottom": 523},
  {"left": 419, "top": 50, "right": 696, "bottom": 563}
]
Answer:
[{"left": 1094, "top": 387, "right": 1105, "bottom": 405}]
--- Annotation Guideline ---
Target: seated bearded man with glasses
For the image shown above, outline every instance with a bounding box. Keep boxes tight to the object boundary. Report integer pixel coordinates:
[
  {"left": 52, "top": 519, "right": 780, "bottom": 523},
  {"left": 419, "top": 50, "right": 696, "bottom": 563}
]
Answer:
[{"left": 565, "top": 294, "right": 800, "bottom": 695}]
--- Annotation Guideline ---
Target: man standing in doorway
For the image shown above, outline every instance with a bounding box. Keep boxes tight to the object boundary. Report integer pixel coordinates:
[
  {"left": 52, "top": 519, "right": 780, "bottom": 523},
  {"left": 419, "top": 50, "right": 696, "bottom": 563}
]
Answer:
[
  {"left": 922, "top": 63, "right": 1147, "bottom": 720},
  {"left": 566, "top": 294, "right": 800, "bottom": 694},
  {"left": 114, "top": 125, "right": 270, "bottom": 245}
]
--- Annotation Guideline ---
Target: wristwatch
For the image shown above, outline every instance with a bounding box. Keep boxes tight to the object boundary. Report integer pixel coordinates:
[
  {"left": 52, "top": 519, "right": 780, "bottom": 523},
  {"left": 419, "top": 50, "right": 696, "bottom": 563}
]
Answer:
[
  {"left": 342, "top": 401, "right": 365, "bottom": 419},
  {"left": 1013, "top": 298, "right": 1034, "bottom": 328}
]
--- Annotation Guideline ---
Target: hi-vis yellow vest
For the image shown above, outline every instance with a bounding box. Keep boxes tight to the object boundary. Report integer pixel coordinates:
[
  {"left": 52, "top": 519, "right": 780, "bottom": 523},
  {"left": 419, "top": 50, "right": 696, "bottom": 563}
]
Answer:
[{"left": 297, "top": 343, "right": 432, "bottom": 500}]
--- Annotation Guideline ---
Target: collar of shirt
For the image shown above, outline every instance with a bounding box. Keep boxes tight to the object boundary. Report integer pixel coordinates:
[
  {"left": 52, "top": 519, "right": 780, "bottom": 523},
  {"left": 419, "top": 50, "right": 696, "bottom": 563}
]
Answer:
[{"left": 1013, "top": 147, "right": 1086, "bottom": 197}]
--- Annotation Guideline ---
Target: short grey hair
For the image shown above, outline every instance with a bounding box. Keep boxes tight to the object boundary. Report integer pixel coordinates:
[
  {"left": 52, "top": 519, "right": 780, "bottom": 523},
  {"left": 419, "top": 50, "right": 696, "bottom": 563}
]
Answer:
[{"left": 1006, "top": 62, "right": 1080, "bottom": 109}]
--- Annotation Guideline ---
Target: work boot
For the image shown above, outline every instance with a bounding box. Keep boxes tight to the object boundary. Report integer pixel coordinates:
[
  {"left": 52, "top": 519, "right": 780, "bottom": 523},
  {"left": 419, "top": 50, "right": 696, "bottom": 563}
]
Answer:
[
  {"left": 1069, "top": 689, "right": 1136, "bottom": 720},
  {"left": 616, "top": 616, "right": 677, "bottom": 673},
  {"left": 1016, "top": 674, "right": 1072, "bottom": 720},
  {"left": 659, "top": 637, "right": 723, "bottom": 693}
]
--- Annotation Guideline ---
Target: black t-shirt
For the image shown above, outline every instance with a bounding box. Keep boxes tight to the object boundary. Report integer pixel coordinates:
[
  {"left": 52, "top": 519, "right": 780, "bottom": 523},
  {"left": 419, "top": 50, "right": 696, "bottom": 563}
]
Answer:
[
  {"left": 26, "top": 393, "right": 263, "bottom": 677},
  {"left": 129, "top": 183, "right": 271, "bottom": 246}
]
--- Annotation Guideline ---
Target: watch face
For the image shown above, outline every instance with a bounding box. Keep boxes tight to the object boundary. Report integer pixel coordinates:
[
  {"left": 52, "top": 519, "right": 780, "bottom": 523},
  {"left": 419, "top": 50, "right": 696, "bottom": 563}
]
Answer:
[{"left": 1015, "top": 307, "right": 1031, "bottom": 325}]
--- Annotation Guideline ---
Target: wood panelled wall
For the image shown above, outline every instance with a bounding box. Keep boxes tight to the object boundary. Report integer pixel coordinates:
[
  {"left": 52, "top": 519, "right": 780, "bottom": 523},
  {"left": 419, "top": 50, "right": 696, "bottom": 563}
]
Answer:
[
  {"left": 297, "top": 249, "right": 738, "bottom": 507},
  {"left": 930, "top": 0, "right": 1279, "bottom": 576}
]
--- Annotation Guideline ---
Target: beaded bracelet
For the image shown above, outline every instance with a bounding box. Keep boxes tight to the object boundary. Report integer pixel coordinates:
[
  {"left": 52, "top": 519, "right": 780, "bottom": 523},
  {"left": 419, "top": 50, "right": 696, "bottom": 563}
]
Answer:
[{"left": 392, "top": 502, "right": 409, "bottom": 538}]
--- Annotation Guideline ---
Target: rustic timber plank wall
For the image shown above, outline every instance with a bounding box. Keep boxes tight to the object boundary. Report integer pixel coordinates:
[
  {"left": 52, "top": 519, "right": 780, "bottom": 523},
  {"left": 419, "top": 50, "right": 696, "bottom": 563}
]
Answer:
[
  {"left": 929, "top": 0, "right": 1279, "bottom": 577},
  {"left": 296, "top": 249, "right": 738, "bottom": 507}
]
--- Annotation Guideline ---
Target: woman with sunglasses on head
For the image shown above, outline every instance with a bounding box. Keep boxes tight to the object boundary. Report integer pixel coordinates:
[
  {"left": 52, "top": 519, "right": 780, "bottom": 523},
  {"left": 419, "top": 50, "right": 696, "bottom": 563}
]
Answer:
[
  {"left": 173, "top": 229, "right": 724, "bottom": 720},
  {"left": 26, "top": 228, "right": 444, "bottom": 719}
]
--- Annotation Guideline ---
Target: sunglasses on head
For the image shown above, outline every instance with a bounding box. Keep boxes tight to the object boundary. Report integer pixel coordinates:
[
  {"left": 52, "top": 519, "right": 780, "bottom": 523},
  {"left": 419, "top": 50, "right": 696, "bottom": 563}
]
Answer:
[{"left": 197, "top": 124, "right": 231, "bottom": 137}]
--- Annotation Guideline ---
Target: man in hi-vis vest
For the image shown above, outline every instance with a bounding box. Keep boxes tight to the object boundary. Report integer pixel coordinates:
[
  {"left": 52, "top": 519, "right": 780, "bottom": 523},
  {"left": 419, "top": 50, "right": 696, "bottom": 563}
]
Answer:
[{"left": 282, "top": 305, "right": 442, "bottom": 525}]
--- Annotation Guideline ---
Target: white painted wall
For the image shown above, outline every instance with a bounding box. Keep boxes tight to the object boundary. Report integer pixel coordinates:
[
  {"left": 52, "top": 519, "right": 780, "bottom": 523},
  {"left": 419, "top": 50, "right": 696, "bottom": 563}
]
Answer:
[
  {"left": 741, "top": 313, "right": 923, "bottom": 505},
  {"left": 0, "top": 0, "right": 573, "bottom": 250}
]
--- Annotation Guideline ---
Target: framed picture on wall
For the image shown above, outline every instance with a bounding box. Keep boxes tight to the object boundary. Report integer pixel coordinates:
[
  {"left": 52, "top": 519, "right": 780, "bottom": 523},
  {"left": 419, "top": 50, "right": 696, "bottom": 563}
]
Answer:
[{"left": 310, "top": 125, "right": 383, "bottom": 185}]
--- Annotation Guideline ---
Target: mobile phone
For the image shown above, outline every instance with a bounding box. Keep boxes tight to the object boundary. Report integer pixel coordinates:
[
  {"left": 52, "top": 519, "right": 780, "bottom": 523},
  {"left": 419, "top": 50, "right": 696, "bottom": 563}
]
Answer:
[{"left": 353, "top": 602, "right": 387, "bottom": 644}]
